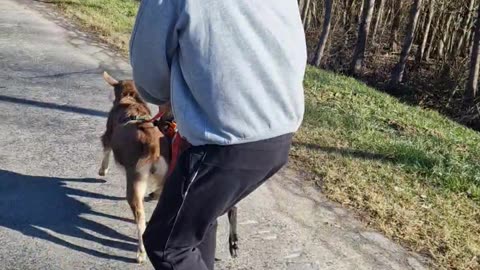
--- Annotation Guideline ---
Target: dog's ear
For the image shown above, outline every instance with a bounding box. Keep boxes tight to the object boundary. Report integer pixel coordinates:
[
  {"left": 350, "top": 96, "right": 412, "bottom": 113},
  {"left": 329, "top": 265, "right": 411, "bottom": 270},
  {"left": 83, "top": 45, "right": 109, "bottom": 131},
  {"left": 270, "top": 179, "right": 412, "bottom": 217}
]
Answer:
[{"left": 103, "top": 71, "right": 119, "bottom": 86}]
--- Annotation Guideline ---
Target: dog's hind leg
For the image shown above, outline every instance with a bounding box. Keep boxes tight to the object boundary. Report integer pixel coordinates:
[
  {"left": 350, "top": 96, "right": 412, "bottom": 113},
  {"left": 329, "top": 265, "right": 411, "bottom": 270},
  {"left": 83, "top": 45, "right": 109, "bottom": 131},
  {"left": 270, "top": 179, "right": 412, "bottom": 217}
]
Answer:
[
  {"left": 98, "top": 148, "right": 112, "bottom": 176},
  {"left": 146, "top": 157, "right": 168, "bottom": 201},
  {"left": 126, "top": 169, "right": 149, "bottom": 264},
  {"left": 228, "top": 206, "right": 239, "bottom": 258},
  {"left": 145, "top": 179, "right": 164, "bottom": 202}
]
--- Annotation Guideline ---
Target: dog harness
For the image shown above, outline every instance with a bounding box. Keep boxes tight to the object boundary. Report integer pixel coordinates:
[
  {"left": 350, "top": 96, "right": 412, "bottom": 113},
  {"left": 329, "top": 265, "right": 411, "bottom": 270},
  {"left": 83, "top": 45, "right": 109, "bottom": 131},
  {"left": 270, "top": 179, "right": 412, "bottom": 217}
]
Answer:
[
  {"left": 154, "top": 118, "right": 189, "bottom": 178},
  {"left": 120, "top": 110, "right": 165, "bottom": 126},
  {"left": 122, "top": 110, "right": 187, "bottom": 178}
]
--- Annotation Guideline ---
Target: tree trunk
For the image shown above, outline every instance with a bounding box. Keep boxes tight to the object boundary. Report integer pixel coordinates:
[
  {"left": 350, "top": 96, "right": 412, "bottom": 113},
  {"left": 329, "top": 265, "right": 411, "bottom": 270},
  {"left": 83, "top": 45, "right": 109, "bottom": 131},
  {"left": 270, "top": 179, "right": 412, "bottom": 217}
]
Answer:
[
  {"left": 313, "top": 0, "right": 334, "bottom": 66},
  {"left": 425, "top": 1, "right": 444, "bottom": 60},
  {"left": 416, "top": 0, "right": 435, "bottom": 62},
  {"left": 448, "top": 16, "right": 462, "bottom": 59},
  {"left": 465, "top": 6, "right": 480, "bottom": 102},
  {"left": 380, "top": 6, "right": 392, "bottom": 38},
  {"left": 305, "top": 8, "right": 313, "bottom": 30},
  {"left": 357, "top": 0, "right": 365, "bottom": 26},
  {"left": 456, "top": 0, "right": 476, "bottom": 57},
  {"left": 310, "top": 1, "right": 319, "bottom": 28},
  {"left": 302, "top": 0, "right": 312, "bottom": 29},
  {"left": 344, "top": 0, "right": 356, "bottom": 29},
  {"left": 391, "top": 0, "right": 423, "bottom": 86},
  {"left": 298, "top": 0, "right": 306, "bottom": 12},
  {"left": 466, "top": 24, "right": 476, "bottom": 57},
  {"left": 372, "top": 0, "right": 386, "bottom": 44},
  {"left": 389, "top": 0, "right": 402, "bottom": 51},
  {"left": 342, "top": 0, "right": 348, "bottom": 26},
  {"left": 350, "top": 0, "right": 375, "bottom": 75},
  {"left": 438, "top": 14, "right": 453, "bottom": 59},
  {"left": 415, "top": 10, "right": 426, "bottom": 42}
]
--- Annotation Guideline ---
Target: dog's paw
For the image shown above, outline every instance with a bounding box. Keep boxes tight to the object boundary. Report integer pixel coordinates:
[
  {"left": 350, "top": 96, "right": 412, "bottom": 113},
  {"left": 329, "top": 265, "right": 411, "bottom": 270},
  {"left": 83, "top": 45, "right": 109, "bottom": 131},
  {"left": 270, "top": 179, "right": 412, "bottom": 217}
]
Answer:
[
  {"left": 136, "top": 251, "right": 147, "bottom": 264},
  {"left": 145, "top": 191, "right": 160, "bottom": 202},
  {"left": 98, "top": 168, "right": 109, "bottom": 177}
]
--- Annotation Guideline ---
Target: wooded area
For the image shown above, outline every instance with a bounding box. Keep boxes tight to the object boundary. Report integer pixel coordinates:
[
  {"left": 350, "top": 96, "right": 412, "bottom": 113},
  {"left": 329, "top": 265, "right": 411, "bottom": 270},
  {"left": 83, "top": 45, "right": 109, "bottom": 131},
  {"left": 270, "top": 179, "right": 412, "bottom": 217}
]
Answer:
[{"left": 300, "top": 0, "right": 480, "bottom": 130}]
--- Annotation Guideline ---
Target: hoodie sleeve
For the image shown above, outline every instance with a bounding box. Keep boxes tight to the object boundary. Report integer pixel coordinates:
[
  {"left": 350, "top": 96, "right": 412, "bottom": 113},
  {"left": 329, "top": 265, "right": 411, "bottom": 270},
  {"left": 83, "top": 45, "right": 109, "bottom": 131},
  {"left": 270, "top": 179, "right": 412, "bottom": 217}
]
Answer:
[{"left": 129, "top": 0, "right": 181, "bottom": 105}]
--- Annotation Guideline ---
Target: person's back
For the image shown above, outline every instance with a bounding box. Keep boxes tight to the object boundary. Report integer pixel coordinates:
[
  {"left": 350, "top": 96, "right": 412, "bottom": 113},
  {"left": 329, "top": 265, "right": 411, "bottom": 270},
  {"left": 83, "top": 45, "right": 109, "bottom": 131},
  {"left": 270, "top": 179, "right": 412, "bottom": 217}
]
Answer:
[
  {"left": 130, "top": 1, "right": 307, "bottom": 269},
  {"left": 130, "top": 0, "right": 307, "bottom": 145}
]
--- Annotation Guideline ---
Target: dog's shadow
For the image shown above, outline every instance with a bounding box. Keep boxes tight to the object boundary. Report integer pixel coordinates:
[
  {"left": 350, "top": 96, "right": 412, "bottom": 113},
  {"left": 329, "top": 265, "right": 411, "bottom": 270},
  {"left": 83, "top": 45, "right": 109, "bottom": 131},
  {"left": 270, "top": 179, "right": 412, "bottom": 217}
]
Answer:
[{"left": 0, "top": 169, "right": 137, "bottom": 263}]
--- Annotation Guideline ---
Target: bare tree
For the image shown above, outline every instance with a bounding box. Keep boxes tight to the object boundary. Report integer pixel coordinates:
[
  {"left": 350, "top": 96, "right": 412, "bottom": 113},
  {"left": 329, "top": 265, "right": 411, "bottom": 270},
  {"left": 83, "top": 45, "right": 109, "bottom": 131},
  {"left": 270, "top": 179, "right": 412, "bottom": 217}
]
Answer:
[
  {"left": 389, "top": 0, "right": 402, "bottom": 51},
  {"left": 465, "top": 5, "right": 480, "bottom": 101},
  {"left": 417, "top": 0, "right": 435, "bottom": 62},
  {"left": 302, "top": 0, "right": 312, "bottom": 29},
  {"left": 297, "top": 0, "right": 480, "bottom": 117},
  {"left": 372, "top": 0, "right": 386, "bottom": 44},
  {"left": 350, "top": 0, "right": 375, "bottom": 75},
  {"left": 438, "top": 14, "right": 453, "bottom": 59},
  {"left": 391, "top": 0, "right": 424, "bottom": 86},
  {"left": 425, "top": 1, "right": 445, "bottom": 60},
  {"left": 449, "top": 14, "right": 464, "bottom": 57},
  {"left": 379, "top": 5, "right": 392, "bottom": 37},
  {"left": 313, "top": 0, "right": 334, "bottom": 66},
  {"left": 343, "top": 0, "right": 356, "bottom": 29},
  {"left": 456, "top": 0, "right": 476, "bottom": 58}
]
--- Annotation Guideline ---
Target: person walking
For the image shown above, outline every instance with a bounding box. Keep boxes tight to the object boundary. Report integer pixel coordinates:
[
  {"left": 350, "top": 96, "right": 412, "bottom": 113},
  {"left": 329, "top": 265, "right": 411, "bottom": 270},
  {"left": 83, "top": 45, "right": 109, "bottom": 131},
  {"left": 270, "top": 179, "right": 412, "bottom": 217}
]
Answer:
[{"left": 129, "top": 0, "right": 307, "bottom": 269}]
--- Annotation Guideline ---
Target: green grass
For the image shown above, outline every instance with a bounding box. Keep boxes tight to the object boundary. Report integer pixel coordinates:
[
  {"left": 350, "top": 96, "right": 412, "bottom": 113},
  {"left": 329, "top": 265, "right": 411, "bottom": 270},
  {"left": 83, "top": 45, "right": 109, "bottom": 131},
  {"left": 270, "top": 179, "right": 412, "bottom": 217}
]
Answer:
[
  {"left": 48, "top": 1, "right": 480, "bottom": 268},
  {"left": 293, "top": 68, "right": 480, "bottom": 269}
]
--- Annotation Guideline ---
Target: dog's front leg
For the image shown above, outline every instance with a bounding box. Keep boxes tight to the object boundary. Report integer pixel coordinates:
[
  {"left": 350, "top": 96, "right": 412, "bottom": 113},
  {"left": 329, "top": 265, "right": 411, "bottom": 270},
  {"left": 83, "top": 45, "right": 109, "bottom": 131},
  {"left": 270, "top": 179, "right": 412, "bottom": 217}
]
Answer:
[
  {"left": 98, "top": 148, "right": 112, "bottom": 176},
  {"left": 127, "top": 170, "right": 149, "bottom": 264}
]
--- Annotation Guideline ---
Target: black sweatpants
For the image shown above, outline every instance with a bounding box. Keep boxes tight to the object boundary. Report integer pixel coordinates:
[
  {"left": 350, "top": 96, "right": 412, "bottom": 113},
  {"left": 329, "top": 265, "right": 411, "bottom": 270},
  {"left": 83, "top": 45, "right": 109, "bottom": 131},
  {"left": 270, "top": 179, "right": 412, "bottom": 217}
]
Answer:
[{"left": 143, "top": 133, "right": 293, "bottom": 270}]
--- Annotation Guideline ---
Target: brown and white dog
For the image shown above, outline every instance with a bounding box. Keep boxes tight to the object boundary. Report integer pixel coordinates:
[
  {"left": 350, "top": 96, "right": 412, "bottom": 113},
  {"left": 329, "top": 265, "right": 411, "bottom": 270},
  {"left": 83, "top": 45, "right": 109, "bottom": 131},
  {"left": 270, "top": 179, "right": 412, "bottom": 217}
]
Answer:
[
  {"left": 98, "top": 72, "right": 170, "bottom": 263},
  {"left": 98, "top": 72, "right": 239, "bottom": 263}
]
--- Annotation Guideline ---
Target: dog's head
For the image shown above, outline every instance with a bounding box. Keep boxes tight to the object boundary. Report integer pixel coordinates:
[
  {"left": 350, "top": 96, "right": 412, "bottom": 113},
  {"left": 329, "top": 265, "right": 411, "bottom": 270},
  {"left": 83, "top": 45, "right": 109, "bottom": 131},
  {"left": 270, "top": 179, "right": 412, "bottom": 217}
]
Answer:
[{"left": 103, "top": 71, "right": 144, "bottom": 105}]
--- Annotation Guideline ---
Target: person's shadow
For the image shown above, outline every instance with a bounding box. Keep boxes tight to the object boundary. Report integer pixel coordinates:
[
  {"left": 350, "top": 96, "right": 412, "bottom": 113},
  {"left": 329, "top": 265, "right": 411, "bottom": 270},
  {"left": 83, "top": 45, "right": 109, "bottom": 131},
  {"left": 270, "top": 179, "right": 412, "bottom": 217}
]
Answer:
[{"left": 0, "top": 169, "right": 137, "bottom": 263}]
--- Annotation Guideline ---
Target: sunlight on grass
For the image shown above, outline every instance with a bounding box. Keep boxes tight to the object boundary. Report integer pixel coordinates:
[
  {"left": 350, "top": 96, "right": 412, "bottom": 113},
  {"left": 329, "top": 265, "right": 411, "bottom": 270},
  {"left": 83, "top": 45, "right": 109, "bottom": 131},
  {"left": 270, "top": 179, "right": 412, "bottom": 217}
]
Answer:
[
  {"left": 293, "top": 67, "right": 480, "bottom": 269},
  {"left": 52, "top": 0, "right": 139, "bottom": 52}
]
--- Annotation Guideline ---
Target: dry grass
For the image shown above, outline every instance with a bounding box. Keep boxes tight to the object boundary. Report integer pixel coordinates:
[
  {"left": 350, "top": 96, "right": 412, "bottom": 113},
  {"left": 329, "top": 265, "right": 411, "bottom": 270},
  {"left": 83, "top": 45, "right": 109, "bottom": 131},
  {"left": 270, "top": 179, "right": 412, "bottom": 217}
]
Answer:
[
  {"left": 48, "top": 0, "right": 138, "bottom": 53},
  {"left": 47, "top": 2, "right": 480, "bottom": 269},
  {"left": 293, "top": 68, "right": 480, "bottom": 269}
]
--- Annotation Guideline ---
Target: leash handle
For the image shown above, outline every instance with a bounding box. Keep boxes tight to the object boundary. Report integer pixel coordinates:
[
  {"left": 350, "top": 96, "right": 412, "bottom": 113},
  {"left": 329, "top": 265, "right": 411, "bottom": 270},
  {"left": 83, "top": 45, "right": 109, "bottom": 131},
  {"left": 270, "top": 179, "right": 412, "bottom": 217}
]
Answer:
[{"left": 149, "top": 108, "right": 186, "bottom": 178}]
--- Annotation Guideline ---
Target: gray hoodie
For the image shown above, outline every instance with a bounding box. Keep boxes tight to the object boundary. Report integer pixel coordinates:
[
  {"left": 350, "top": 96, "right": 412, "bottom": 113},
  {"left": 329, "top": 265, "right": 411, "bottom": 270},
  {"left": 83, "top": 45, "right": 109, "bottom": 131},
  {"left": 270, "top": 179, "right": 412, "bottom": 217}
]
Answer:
[{"left": 130, "top": 0, "right": 307, "bottom": 146}]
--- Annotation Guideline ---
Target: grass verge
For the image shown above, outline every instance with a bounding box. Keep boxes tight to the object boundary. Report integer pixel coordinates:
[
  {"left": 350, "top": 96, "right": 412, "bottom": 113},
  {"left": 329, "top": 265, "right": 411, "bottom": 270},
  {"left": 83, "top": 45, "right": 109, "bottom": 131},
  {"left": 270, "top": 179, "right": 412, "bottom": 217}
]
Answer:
[
  {"left": 293, "top": 68, "right": 479, "bottom": 269},
  {"left": 46, "top": 1, "right": 480, "bottom": 269},
  {"left": 48, "top": 0, "right": 139, "bottom": 52}
]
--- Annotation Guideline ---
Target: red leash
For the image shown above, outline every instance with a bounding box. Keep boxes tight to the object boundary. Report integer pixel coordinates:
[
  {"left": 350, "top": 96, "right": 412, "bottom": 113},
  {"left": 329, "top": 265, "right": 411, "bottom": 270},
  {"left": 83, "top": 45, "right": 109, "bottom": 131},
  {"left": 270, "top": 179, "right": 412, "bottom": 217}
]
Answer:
[
  {"left": 166, "top": 133, "right": 189, "bottom": 177},
  {"left": 150, "top": 110, "right": 189, "bottom": 178},
  {"left": 146, "top": 111, "right": 165, "bottom": 123}
]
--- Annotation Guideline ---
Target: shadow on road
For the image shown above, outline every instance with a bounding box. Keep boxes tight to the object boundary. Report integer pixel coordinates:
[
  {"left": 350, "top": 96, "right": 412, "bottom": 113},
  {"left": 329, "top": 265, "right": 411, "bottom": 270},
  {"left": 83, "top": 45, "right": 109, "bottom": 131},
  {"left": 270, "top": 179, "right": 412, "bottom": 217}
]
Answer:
[
  {"left": 20, "top": 68, "right": 103, "bottom": 79},
  {"left": 0, "top": 94, "right": 108, "bottom": 118},
  {"left": 0, "top": 169, "right": 136, "bottom": 263}
]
